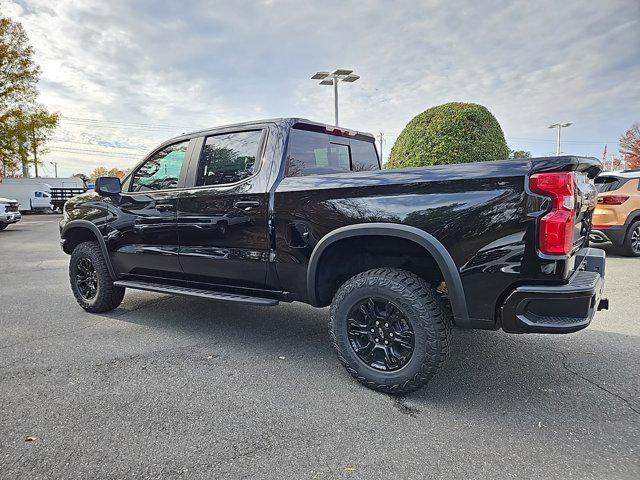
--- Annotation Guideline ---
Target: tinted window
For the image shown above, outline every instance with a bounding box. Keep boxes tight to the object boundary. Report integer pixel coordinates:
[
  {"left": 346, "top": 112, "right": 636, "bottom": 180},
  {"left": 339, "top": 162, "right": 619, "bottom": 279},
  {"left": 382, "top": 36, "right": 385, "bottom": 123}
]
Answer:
[
  {"left": 350, "top": 139, "right": 380, "bottom": 172},
  {"left": 286, "top": 129, "right": 379, "bottom": 177},
  {"left": 594, "top": 176, "right": 623, "bottom": 192},
  {"left": 131, "top": 140, "right": 189, "bottom": 191},
  {"left": 196, "top": 130, "right": 263, "bottom": 186}
]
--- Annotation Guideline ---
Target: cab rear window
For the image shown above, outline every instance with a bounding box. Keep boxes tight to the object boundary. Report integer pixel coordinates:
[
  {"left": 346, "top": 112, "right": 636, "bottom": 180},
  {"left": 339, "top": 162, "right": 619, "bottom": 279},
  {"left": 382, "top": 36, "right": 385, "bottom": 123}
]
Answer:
[{"left": 285, "top": 128, "right": 380, "bottom": 177}]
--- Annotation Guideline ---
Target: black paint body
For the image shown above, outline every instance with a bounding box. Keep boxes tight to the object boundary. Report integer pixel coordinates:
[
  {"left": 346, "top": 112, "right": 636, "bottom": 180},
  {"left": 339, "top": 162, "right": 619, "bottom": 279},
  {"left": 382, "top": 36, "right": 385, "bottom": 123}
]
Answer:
[{"left": 60, "top": 118, "right": 604, "bottom": 332}]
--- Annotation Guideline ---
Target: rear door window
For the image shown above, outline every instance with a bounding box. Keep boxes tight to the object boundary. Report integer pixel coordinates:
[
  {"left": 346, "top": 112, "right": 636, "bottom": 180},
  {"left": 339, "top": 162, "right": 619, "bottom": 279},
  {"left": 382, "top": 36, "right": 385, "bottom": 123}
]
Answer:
[
  {"left": 195, "top": 130, "right": 263, "bottom": 186},
  {"left": 285, "top": 128, "right": 379, "bottom": 177}
]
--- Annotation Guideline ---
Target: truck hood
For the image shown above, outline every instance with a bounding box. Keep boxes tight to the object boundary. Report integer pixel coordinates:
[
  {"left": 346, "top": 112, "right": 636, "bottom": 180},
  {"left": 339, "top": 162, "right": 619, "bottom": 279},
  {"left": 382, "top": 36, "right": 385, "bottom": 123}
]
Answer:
[{"left": 0, "top": 197, "right": 18, "bottom": 204}]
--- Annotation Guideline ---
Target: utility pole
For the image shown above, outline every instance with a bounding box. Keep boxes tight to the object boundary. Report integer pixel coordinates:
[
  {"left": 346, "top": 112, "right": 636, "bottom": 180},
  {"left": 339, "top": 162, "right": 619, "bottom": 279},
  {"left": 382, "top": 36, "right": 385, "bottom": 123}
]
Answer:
[
  {"left": 50, "top": 161, "right": 58, "bottom": 177},
  {"left": 32, "top": 126, "right": 38, "bottom": 177},
  {"left": 21, "top": 141, "right": 29, "bottom": 177},
  {"left": 333, "top": 77, "right": 339, "bottom": 126},
  {"left": 548, "top": 122, "right": 572, "bottom": 155},
  {"left": 378, "top": 132, "right": 384, "bottom": 162}
]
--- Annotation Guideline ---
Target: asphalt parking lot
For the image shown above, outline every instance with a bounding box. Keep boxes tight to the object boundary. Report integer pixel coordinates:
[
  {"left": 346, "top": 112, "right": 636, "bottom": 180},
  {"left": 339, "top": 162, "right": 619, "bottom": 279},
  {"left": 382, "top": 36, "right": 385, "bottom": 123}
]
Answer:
[{"left": 1, "top": 214, "right": 638, "bottom": 479}]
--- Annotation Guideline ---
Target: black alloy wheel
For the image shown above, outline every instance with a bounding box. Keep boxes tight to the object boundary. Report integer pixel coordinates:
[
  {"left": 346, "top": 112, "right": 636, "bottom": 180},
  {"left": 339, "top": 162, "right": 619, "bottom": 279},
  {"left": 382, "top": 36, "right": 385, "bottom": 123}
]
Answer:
[
  {"left": 76, "top": 257, "right": 98, "bottom": 300},
  {"left": 347, "top": 298, "right": 415, "bottom": 371}
]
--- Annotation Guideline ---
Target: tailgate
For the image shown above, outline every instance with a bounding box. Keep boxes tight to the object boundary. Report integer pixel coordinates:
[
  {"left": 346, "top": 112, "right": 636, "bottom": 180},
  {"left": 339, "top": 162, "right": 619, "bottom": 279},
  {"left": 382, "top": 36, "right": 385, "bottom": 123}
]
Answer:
[{"left": 572, "top": 172, "right": 598, "bottom": 250}]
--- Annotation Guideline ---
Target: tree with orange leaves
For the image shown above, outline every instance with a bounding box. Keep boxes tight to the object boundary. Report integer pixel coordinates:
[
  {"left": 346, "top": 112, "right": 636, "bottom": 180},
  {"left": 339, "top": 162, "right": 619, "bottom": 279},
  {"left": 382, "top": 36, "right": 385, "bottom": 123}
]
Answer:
[{"left": 619, "top": 123, "right": 640, "bottom": 170}]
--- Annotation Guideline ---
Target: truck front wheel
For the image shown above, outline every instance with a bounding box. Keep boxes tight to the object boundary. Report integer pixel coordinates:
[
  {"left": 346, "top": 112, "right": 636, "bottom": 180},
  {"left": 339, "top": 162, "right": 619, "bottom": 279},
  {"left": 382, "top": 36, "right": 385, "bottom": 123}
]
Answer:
[
  {"left": 69, "top": 241, "right": 125, "bottom": 313},
  {"left": 329, "top": 268, "right": 451, "bottom": 395}
]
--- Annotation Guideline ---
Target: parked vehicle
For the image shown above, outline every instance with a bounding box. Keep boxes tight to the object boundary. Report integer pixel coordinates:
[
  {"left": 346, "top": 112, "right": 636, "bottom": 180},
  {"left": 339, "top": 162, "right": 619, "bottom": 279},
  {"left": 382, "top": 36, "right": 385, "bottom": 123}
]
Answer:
[
  {"left": 0, "top": 197, "right": 21, "bottom": 230},
  {"left": 59, "top": 118, "right": 608, "bottom": 394},
  {"left": 590, "top": 170, "right": 640, "bottom": 256},
  {"left": 0, "top": 179, "right": 53, "bottom": 212},
  {"left": 37, "top": 177, "right": 87, "bottom": 212}
]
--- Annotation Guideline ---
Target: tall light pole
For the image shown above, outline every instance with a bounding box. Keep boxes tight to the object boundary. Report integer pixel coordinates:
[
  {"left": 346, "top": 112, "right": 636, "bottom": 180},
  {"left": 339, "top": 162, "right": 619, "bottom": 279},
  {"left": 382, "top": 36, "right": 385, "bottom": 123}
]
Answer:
[
  {"left": 50, "top": 161, "right": 58, "bottom": 178},
  {"left": 311, "top": 69, "right": 360, "bottom": 126},
  {"left": 548, "top": 122, "right": 572, "bottom": 155}
]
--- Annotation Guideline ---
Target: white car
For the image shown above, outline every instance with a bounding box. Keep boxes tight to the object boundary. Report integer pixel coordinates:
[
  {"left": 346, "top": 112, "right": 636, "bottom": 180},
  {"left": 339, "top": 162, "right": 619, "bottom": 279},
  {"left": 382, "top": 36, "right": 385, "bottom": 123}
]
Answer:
[{"left": 0, "top": 197, "right": 21, "bottom": 230}]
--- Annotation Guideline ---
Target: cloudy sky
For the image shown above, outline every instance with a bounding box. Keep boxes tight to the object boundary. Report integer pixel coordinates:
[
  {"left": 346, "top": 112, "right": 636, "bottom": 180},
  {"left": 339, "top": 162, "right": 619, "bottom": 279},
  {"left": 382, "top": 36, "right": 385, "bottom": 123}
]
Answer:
[{"left": 4, "top": 0, "right": 640, "bottom": 177}]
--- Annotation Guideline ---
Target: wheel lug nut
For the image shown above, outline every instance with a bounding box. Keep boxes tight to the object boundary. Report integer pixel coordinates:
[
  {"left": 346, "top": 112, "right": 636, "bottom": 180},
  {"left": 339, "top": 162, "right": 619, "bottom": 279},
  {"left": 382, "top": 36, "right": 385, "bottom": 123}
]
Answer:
[
  {"left": 370, "top": 328, "right": 375, "bottom": 333},
  {"left": 384, "top": 323, "right": 389, "bottom": 328},
  {"left": 384, "top": 340, "right": 389, "bottom": 345},
  {"left": 389, "top": 333, "right": 393, "bottom": 337},
  {"left": 375, "top": 338, "right": 379, "bottom": 342},
  {"left": 375, "top": 321, "right": 379, "bottom": 325}
]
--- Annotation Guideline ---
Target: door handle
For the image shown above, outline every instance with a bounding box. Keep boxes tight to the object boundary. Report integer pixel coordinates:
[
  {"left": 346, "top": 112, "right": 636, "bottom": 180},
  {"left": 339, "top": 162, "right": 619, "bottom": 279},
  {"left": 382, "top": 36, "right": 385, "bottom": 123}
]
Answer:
[
  {"left": 156, "top": 203, "right": 175, "bottom": 212},
  {"left": 234, "top": 200, "right": 260, "bottom": 211}
]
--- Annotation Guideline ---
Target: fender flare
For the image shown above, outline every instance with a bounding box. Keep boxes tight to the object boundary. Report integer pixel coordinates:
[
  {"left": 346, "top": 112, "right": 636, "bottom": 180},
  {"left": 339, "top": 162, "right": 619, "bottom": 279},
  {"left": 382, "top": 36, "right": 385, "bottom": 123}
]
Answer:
[
  {"left": 61, "top": 220, "right": 117, "bottom": 280},
  {"left": 624, "top": 209, "right": 640, "bottom": 228},
  {"left": 306, "top": 223, "right": 470, "bottom": 326}
]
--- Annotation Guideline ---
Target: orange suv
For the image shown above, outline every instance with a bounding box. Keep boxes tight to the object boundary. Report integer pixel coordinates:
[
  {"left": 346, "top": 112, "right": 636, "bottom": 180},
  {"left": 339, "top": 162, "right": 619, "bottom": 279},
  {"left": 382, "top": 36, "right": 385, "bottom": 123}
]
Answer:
[{"left": 590, "top": 170, "right": 640, "bottom": 256}]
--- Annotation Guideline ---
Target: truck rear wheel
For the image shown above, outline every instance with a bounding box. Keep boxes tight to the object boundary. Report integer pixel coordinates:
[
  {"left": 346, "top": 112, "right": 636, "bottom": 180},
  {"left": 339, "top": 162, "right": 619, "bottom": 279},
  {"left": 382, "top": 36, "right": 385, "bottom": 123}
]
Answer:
[
  {"left": 329, "top": 268, "right": 451, "bottom": 395},
  {"left": 69, "top": 241, "right": 125, "bottom": 313},
  {"left": 0, "top": 224, "right": 7, "bottom": 231}
]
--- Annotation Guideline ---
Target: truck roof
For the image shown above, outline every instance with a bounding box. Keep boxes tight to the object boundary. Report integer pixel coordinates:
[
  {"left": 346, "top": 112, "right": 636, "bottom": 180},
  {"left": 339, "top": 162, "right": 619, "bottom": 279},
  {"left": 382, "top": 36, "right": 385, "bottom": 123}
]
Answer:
[{"left": 174, "top": 117, "right": 375, "bottom": 141}]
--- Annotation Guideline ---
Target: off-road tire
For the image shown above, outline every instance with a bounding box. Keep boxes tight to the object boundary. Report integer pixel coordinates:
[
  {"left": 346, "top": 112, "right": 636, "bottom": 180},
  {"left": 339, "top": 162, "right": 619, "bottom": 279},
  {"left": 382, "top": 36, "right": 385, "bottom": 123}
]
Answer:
[
  {"left": 619, "top": 220, "right": 640, "bottom": 257},
  {"left": 0, "top": 224, "right": 7, "bottom": 231},
  {"left": 329, "top": 268, "right": 451, "bottom": 395},
  {"left": 69, "top": 241, "right": 125, "bottom": 313}
]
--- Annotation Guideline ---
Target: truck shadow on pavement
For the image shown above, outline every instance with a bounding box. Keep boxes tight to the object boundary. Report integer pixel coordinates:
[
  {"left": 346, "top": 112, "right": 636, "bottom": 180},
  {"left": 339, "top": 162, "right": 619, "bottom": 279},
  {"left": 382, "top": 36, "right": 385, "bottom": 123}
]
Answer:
[{"left": 107, "top": 293, "right": 639, "bottom": 417}]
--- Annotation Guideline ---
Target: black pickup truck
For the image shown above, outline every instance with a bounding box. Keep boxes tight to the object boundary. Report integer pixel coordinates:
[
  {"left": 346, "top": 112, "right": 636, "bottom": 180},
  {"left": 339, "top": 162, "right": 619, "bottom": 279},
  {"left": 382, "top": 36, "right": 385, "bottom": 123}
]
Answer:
[{"left": 59, "top": 118, "right": 608, "bottom": 394}]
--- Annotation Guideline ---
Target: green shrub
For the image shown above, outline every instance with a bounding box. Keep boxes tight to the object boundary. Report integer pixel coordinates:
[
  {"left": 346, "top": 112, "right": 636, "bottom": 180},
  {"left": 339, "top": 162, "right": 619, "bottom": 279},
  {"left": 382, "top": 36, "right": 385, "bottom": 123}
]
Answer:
[{"left": 386, "top": 102, "right": 510, "bottom": 169}]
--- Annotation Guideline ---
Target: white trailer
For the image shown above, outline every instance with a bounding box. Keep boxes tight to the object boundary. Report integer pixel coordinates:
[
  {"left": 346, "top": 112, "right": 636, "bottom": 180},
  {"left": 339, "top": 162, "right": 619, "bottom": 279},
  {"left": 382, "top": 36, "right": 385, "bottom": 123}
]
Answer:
[
  {"left": 0, "top": 179, "right": 53, "bottom": 212},
  {"left": 36, "top": 177, "right": 87, "bottom": 211}
]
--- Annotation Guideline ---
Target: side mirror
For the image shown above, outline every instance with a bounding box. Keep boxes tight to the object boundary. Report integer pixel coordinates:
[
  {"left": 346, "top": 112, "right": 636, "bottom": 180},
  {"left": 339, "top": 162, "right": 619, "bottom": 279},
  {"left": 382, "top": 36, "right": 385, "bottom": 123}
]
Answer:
[{"left": 95, "top": 176, "right": 121, "bottom": 196}]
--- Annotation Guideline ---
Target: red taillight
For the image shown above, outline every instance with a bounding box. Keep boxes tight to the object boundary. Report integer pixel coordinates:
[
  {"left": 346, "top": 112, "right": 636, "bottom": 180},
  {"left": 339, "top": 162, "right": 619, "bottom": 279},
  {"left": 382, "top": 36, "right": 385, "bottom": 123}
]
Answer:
[
  {"left": 529, "top": 172, "right": 576, "bottom": 256},
  {"left": 598, "top": 195, "right": 629, "bottom": 205}
]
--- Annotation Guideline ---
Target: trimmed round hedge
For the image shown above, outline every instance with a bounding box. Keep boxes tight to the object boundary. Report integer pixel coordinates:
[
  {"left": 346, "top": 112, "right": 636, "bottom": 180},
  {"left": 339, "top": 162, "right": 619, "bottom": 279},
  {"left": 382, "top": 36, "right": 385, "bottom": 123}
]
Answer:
[{"left": 386, "top": 102, "right": 510, "bottom": 169}]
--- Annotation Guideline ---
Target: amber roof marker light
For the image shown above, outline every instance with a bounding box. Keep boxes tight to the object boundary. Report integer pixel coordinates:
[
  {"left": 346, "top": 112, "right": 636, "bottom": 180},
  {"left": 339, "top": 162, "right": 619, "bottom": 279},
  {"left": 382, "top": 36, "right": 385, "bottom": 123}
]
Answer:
[{"left": 311, "top": 69, "right": 360, "bottom": 127}]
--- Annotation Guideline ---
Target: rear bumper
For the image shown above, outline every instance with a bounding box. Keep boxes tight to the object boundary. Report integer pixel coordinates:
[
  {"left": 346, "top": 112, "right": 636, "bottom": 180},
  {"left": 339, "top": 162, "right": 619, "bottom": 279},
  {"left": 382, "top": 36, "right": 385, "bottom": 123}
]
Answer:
[
  {"left": 590, "top": 226, "right": 626, "bottom": 245},
  {"left": 500, "top": 248, "right": 607, "bottom": 334}
]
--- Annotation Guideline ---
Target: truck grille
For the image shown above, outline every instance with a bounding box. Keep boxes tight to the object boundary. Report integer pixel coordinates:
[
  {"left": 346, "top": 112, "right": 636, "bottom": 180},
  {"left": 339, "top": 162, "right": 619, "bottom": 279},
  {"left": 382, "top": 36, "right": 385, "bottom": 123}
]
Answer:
[{"left": 6, "top": 203, "right": 19, "bottom": 212}]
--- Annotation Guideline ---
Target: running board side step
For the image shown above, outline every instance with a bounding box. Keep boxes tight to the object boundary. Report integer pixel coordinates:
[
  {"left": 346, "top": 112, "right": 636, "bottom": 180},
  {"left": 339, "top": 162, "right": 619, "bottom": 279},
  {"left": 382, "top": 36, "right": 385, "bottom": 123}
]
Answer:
[{"left": 113, "top": 280, "right": 279, "bottom": 306}]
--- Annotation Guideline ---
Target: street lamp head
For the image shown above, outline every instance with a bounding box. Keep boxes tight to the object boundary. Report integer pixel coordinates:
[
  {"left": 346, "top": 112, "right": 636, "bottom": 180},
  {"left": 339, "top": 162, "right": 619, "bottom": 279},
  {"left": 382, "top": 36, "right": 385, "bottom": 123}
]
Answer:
[
  {"left": 311, "top": 71, "right": 330, "bottom": 80},
  {"left": 319, "top": 79, "right": 334, "bottom": 86},
  {"left": 342, "top": 74, "right": 360, "bottom": 82},
  {"left": 331, "top": 68, "right": 353, "bottom": 77},
  {"left": 561, "top": 122, "right": 572, "bottom": 127}
]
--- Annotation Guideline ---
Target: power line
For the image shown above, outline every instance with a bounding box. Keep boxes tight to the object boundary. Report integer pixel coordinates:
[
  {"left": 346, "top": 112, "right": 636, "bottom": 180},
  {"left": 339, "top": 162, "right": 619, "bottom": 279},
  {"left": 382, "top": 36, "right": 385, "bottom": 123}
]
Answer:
[
  {"left": 61, "top": 116, "right": 195, "bottom": 131},
  {"left": 66, "top": 116, "right": 192, "bottom": 128},
  {"left": 51, "top": 139, "right": 149, "bottom": 151},
  {"left": 48, "top": 147, "right": 143, "bottom": 159},
  {"left": 61, "top": 121, "right": 187, "bottom": 133}
]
